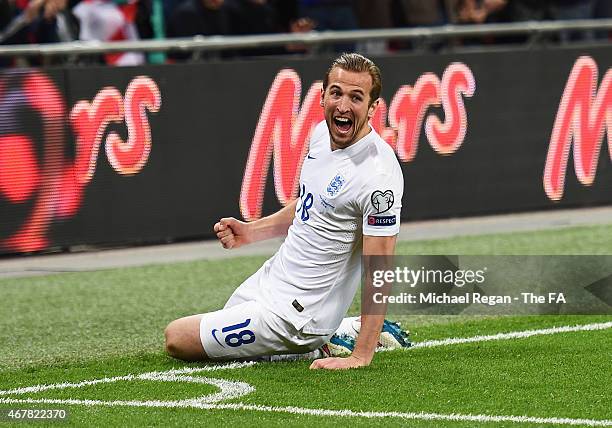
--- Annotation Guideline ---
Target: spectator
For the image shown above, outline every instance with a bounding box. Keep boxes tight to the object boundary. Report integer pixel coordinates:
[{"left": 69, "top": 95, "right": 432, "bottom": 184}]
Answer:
[
  {"left": 284, "top": 15, "right": 316, "bottom": 54},
  {"left": 166, "top": 0, "right": 231, "bottom": 60},
  {"left": 399, "top": 0, "right": 449, "bottom": 26},
  {"left": 446, "top": 0, "right": 509, "bottom": 47},
  {"left": 73, "top": 0, "right": 147, "bottom": 65},
  {"left": 455, "top": 0, "right": 507, "bottom": 24},
  {"left": 297, "top": 0, "right": 358, "bottom": 52},
  {"left": 505, "top": 0, "right": 597, "bottom": 42},
  {"left": 594, "top": 0, "right": 612, "bottom": 39},
  {"left": 227, "top": 0, "right": 279, "bottom": 35},
  {"left": 0, "top": 0, "right": 78, "bottom": 66},
  {"left": 167, "top": 0, "right": 230, "bottom": 37},
  {"left": 0, "top": 0, "right": 77, "bottom": 45},
  {"left": 225, "top": 0, "right": 284, "bottom": 56},
  {"left": 506, "top": 0, "right": 595, "bottom": 22},
  {"left": 354, "top": 0, "right": 393, "bottom": 54},
  {"left": 262, "top": 0, "right": 317, "bottom": 54},
  {"left": 269, "top": 0, "right": 297, "bottom": 33},
  {"left": 392, "top": 0, "right": 451, "bottom": 51},
  {"left": 594, "top": 0, "right": 612, "bottom": 19},
  {"left": 298, "top": 0, "right": 357, "bottom": 31}
]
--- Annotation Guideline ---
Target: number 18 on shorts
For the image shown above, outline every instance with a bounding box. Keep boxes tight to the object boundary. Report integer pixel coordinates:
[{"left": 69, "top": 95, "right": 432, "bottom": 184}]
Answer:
[
  {"left": 213, "top": 319, "right": 256, "bottom": 348},
  {"left": 200, "top": 300, "right": 298, "bottom": 360}
]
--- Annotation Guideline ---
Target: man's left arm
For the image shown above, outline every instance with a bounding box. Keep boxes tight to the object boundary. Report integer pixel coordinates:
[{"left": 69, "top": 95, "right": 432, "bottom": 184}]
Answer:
[{"left": 310, "top": 234, "right": 397, "bottom": 370}]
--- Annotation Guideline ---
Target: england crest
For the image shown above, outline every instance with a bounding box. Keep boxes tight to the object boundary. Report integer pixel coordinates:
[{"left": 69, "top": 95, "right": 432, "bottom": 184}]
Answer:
[{"left": 326, "top": 174, "right": 346, "bottom": 197}]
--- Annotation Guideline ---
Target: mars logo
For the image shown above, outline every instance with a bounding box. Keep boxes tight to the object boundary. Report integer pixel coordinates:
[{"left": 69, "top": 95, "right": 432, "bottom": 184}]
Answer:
[
  {"left": 71, "top": 77, "right": 161, "bottom": 182},
  {"left": 544, "top": 56, "right": 612, "bottom": 201},
  {"left": 0, "top": 71, "right": 161, "bottom": 253},
  {"left": 240, "top": 64, "right": 475, "bottom": 221}
]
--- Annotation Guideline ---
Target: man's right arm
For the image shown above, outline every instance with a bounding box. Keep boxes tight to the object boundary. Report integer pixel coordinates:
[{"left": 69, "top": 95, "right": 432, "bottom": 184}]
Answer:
[{"left": 213, "top": 199, "right": 297, "bottom": 249}]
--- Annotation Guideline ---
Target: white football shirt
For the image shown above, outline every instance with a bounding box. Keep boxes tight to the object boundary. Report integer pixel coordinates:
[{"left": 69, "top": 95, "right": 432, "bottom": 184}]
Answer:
[{"left": 256, "top": 120, "right": 404, "bottom": 335}]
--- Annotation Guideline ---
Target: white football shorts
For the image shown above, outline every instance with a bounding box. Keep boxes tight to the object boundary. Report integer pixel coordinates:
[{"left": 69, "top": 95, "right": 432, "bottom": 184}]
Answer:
[{"left": 199, "top": 269, "right": 331, "bottom": 360}]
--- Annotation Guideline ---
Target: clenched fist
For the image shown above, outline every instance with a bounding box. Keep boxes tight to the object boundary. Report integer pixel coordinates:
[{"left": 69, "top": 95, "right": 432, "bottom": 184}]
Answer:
[{"left": 213, "top": 217, "right": 252, "bottom": 249}]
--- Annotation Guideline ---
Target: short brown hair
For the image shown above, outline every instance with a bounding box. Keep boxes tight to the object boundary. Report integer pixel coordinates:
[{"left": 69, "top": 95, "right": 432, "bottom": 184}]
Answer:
[{"left": 322, "top": 53, "right": 382, "bottom": 105}]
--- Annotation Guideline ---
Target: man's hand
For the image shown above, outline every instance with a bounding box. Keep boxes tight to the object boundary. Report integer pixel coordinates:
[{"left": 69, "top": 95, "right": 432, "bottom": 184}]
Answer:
[
  {"left": 25, "top": 0, "right": 45, "bottom": 22},
  {"left": 214, "top": 200, "right": 297, "bottom": 249},
  {"left": 309, "top": 355, "right": 369, "bottom": 370},
  {"left": 214, "top": 217, "right": 252, "bottom": 249},
  {"left": 43, "top": 0, "right": 67, "bottom": 20}
]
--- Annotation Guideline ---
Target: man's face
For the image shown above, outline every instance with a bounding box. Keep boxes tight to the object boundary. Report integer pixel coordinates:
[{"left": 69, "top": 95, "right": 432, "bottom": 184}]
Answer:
[{"left": 321, "top": 67, "right": 378, "bottom": 150}]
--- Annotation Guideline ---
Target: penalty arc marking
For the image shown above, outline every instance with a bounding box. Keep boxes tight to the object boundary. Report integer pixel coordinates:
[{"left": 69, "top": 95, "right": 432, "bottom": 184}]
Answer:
[{"left": 0, "top": 324, "right": 611, "bottom": 426}]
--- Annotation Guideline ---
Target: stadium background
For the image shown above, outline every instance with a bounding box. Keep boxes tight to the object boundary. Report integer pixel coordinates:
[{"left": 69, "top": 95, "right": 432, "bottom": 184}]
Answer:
[
  {"left": 0, "top": 44, "right": 611, "bottom": 255},
  {"left": 0, "top": 6, "right": 610, "bottom": 426}
]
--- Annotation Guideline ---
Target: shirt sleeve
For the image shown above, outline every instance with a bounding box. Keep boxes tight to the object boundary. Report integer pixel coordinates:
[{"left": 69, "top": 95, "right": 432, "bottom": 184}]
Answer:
[{"left": 359, "top": 168, "right": 403, "bottom": 237}]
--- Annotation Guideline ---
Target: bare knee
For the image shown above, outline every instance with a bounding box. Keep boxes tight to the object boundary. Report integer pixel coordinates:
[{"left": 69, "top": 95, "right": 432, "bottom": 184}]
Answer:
[
  {"left": 164, "top": 322, "right": 182, "bottom": 359},
  {"left": 164, "top": 316, "right": 208, "bottom": 361}
]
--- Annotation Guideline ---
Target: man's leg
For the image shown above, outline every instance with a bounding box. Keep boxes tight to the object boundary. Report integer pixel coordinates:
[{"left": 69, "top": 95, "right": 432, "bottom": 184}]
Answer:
[
  {"left": 164, "top": 315, "right": 209, "bottom": 361},
  {"left": 164, "top": 266, "right": 263, "bottom": 362},
  {"left": 166, "top": 301, "right": 327, "bottom": 362},
  {"left": 165, "top": 313, "right": 409, "bottom": 363}
]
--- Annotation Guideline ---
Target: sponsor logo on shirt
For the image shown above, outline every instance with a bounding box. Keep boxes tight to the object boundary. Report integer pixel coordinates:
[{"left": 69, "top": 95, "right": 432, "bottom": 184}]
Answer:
[
  {"left": 326, "top": 174, "right": 346, "bottom": 197},
  {"left": 371, "top": 190, "right": 394, "bottom": 214},
  {"left": 368, "top": 215, "right": 397, "bottom": 227}
]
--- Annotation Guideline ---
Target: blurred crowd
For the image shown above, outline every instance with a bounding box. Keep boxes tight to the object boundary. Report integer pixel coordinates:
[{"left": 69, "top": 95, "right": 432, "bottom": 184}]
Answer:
[{"left": 1, "top": 0, "right": 611, "bottom": 65}]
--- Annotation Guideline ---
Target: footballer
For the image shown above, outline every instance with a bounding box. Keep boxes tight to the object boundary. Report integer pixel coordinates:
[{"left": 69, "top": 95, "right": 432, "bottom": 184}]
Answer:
[{"left": 165, "top": 53, "right": 408, "bottom": 370}]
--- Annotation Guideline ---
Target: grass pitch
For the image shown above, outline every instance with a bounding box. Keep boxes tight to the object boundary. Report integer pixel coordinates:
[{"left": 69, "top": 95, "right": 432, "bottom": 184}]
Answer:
[{"left": 0, "top": 224, "right": 611, "bottom": 427}]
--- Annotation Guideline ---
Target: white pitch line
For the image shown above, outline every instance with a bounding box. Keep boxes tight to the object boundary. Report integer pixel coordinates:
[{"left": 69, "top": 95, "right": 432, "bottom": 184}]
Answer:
[
  {"left": 1, "top": 324, "right": 611, "bottom": 426},
  {"left": 0, "top": 361, "right": 255, "bottom": 396},
  {"left": 0, "top": 398, "right": 610, "bottom": 427},
  {"left": 213, "top": 403, "right": 612, "bottom": 427},
  {"left": 408, "top": 321, "right": 612, "bottom": 350},
  {"left": 138, "top": 375, "right": 254, "bottom": 403}
]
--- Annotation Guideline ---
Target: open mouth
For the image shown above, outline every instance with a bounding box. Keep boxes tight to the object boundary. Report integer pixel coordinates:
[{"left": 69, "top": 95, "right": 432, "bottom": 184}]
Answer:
[{"left": 333, "top": 116, "right": 353, "bottom": 134}]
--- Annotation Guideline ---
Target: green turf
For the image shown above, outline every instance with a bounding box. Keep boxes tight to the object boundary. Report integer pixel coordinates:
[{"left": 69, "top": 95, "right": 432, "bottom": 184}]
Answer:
[
  {"left": 395, "top": 223, "right": 612, "bottom": 255},
  {"left": 0, "top": 223, "right": 611, "bottom": 426}
]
